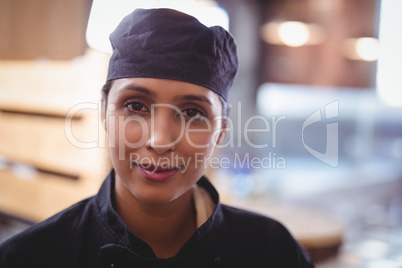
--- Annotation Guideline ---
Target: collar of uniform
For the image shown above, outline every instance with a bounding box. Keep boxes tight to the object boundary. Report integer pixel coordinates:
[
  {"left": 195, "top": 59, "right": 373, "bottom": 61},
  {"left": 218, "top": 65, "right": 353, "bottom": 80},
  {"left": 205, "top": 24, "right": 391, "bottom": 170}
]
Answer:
[
  {"left": 95, "top": 169, "right": 224, "bottom": 260},
  {"left": 193, "top": 183, "right": 216, "bottom": 228}
]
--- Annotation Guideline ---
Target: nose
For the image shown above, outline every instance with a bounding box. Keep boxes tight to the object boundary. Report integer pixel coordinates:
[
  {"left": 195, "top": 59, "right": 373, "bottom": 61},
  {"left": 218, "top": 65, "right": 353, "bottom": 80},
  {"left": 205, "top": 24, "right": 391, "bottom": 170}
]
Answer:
[{"left": 145, "top": 111, "right": 178, "bottom": 155}]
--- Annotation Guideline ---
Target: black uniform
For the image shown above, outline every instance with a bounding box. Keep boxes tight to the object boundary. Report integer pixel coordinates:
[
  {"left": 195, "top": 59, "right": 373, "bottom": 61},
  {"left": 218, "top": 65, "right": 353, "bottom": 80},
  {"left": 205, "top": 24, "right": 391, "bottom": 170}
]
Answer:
[{"left": 0, "top": 170, "right": 314, "bottom": 267}]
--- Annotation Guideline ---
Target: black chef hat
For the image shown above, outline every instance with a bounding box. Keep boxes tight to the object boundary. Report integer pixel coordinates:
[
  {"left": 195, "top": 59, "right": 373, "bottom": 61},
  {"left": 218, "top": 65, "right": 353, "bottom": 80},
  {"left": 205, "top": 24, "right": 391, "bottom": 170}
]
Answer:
[{"left": 107, "top": 8, "right": 238, "bottom": 101}]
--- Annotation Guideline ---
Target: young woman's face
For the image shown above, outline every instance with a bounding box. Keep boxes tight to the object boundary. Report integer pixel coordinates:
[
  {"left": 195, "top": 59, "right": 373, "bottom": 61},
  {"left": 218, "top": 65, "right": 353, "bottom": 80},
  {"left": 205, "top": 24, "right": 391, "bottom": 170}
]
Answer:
[{"left": 102, "top": 78, "right": 226, "bottom": 205}]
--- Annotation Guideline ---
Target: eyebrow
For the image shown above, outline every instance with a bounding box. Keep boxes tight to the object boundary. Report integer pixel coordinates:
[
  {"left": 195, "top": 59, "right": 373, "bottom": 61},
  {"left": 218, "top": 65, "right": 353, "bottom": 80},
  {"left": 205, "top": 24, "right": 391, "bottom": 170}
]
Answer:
[
  {"left": 175, "top": 95, "right": 213, "bottom": 106},
  {"left": 117, "top": 84, "right": 157, "bottom": 97},
  {"left": 117, "top": 84, "right": 213, "bottom": 106}
]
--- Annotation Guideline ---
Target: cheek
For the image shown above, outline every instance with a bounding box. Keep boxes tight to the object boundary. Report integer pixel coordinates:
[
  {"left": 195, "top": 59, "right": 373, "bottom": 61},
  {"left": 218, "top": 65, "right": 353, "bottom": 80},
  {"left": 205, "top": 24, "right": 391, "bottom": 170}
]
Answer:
[
  {"left": 184, "top": 132, "right": 211, "bottom": 148},
  {"left": 123, "top": 118, "right": 148, "bottom": 145},
  {"left": 183, "top": 120, "right": 222, "bottom": 149},
  {"left": 107, "top": 114, "right": 149, "bottom": 151}
]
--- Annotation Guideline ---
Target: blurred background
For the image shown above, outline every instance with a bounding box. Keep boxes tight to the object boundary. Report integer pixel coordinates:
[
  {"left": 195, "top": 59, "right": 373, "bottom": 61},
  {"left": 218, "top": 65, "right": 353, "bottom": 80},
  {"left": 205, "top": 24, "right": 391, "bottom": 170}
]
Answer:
[{"left": 0, "top": 0, "right": 401, "bottom": 267}]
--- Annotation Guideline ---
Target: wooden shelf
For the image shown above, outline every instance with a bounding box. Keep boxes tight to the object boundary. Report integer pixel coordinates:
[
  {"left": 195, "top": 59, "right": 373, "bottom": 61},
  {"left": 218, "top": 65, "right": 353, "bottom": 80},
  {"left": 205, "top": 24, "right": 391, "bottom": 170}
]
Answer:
[
  {"left": 0, "top": 49, "right": 111, "bottom": 222},
  {"left": 0, "top": 169, "right": 103, "bottom": 222}
]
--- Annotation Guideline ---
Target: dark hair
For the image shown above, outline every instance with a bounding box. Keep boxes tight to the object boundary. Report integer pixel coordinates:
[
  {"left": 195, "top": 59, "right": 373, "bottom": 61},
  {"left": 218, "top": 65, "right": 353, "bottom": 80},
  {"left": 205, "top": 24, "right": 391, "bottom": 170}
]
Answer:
[
  {"left": 101, "top": 80, "right": 113, "bottom": 109},
  {"left": 101, "top": 80, "right": 229, "bottom": 118}
]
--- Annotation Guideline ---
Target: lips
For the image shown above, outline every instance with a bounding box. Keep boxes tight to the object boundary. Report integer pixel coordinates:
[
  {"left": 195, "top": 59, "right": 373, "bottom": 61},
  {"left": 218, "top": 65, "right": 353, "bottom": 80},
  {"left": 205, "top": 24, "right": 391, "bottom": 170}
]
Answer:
[{"left": 137, "top": 164, "right": 179, "bottom": 182}]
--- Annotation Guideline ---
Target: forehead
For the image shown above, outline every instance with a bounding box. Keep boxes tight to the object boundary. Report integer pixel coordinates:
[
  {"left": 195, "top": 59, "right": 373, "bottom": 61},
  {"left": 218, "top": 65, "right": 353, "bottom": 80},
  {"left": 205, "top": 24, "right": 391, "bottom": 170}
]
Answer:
[{"left": 110, "top": 78, "right": 222, "bottom": 105}]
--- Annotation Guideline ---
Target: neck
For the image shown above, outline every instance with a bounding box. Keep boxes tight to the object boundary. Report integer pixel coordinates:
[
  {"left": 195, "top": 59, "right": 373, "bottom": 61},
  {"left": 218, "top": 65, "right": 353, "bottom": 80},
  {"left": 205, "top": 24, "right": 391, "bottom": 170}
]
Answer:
[{"left": 114, "top": 178, "right": 197, "bottom": 258}]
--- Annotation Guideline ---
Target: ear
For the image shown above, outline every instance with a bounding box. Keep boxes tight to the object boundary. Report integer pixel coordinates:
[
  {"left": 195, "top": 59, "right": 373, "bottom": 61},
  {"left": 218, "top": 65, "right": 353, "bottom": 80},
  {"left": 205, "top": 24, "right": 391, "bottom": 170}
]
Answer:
[{"left": 216, "top": 103, "right": 231, "bottom": 144}]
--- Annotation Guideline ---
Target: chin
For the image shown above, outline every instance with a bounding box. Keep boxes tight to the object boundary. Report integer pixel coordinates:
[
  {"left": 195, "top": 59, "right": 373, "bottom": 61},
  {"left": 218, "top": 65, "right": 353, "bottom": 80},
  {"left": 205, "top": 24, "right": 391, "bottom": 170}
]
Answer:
[
  {"left": 123, "top": 175, "right": 185, "bottom": 202},
  {"left": 132, "top": 187, "right": 186, "bottom": 205}
]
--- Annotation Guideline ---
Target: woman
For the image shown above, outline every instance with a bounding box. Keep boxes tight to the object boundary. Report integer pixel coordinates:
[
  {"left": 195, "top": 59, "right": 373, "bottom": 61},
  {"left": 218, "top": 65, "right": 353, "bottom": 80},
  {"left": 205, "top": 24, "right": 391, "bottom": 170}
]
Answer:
[{"left": 0, "top": 8, "right": 314, "bottom": 267}]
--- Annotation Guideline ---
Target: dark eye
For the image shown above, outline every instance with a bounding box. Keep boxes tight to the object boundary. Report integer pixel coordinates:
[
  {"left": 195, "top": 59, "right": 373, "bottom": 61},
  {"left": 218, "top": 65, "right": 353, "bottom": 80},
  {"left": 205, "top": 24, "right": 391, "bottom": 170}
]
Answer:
[
  {"left": 183, "top": 108, "right": 205, "bottom": 118},
  {"left": 126, "top": 101, "right": 148, "bottom": 112}
]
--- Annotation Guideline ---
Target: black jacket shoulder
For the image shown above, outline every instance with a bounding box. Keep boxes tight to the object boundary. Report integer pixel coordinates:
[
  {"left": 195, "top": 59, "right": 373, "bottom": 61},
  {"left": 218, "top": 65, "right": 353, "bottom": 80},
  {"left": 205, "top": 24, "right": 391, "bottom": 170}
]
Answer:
[
  {"left": 0, "top": 175, "right": 314, "bottom": 268},
  {"left": 220, "top": 204, "right": 314, "bottom": 267},
  {"left": 0, "top": 197, "right": 101, "bottom": 268}
]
